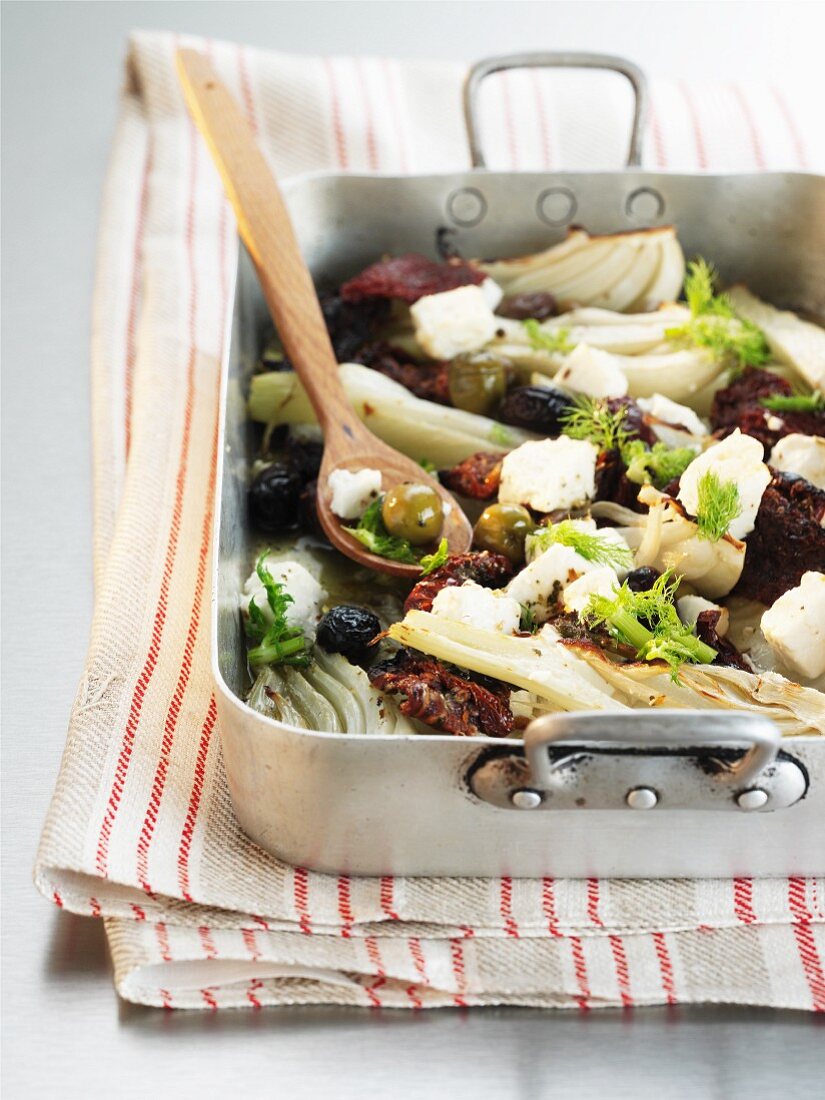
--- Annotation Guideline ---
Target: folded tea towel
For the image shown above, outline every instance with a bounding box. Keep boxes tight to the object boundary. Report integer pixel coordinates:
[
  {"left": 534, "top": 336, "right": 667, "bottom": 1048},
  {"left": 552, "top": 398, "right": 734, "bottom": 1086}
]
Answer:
[{"left": 35, "top": 30, "right": 825, "bottom": 1010}]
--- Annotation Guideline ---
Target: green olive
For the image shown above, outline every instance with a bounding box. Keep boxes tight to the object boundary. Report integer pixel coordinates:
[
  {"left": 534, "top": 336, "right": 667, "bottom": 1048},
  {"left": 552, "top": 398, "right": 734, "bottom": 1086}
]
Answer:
[
  {"left": 382, "top": 482, "right": 445, "bottom": 546},
  {"left": 448, "top": 351, "right": 510, "bottom": 416},
  {"left": 473, "top": 503, "right": 536, "bottom": 564}
]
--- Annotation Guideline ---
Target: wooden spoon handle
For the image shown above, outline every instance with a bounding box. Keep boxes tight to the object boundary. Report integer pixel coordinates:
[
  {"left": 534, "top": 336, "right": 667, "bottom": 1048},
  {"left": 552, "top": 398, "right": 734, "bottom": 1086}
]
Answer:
[{"left": 176, "top": 49, "right": 364, "bottom": 441}]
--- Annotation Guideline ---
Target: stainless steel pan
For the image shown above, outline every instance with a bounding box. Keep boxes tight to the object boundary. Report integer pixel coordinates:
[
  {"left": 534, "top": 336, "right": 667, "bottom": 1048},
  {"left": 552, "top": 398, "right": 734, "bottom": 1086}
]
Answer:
[{"left": 212, "top": 54, "right": 825, "bottom": 878}]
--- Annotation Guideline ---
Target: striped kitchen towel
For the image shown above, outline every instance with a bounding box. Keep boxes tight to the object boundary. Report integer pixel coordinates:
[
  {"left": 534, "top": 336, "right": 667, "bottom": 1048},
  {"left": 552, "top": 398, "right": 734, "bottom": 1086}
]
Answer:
[{"left": 35, "top": 29, "right": 825, "bottom": 1010}]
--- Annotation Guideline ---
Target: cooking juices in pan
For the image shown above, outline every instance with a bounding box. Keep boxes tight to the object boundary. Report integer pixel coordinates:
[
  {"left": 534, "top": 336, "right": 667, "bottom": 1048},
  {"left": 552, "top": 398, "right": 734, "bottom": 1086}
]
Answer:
[{"left": 240, "top": 228, "right": 825, "bottom": 739}]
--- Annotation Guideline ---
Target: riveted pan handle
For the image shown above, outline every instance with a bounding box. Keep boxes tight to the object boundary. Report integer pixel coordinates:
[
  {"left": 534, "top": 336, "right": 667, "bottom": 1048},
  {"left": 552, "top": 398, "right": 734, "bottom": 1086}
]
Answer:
[
  {"left": 463, "top": 52, "right": 648, "bottom": 170},
  {"left": 524, "top": 711, "right": 780, "bottom": 792}
]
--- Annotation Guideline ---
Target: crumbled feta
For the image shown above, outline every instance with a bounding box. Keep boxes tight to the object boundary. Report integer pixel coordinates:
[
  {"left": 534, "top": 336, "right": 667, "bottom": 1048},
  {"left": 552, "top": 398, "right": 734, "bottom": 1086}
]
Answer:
[
  {"left": 637, "top": 393, "right": 708, "bottom": 449},
  {"left": 507, "top": 543, "right": 593, "bottom": 622},
  {"left": 769, "top": 433, "right": 825, "bottom": 490},
  {"left": 766, "top": 415, "right": 784, "bottom": 433},
  {"left": 554, "top": 344, "right": 629, "bottom": 398},
  {"left": 499, "top": 437, "right": 599, "bottom": 513},
  {"left": 563, "top": 566, "right": 620, "bottom": 615},
  {"left": 431, "top": 580, "right": 521, "bottom": 634},
  {"left": 328, "top": 467, "right": 382, "bottom": 520},
  {"left": 410, "top": 284, "right": 498, "bottom": 360},
  {"left": 677, "top": 429, "right": 771, "bottom": 541},
  {"left": 761, "top": 572, "right": 825, "bottom": 679},
  {"left": 677, "top": 595, "right": 728, "bottom": 635},
  {"left": 241, "top": 558, "right": 327, "bottom": 638}
]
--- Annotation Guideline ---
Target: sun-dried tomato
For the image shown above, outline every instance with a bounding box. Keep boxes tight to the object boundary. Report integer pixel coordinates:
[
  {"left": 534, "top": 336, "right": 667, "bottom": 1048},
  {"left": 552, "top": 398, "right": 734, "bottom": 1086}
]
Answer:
[
  {"left": 711, "top": 368, "right": 792, "bottom": 431},
  {"left": 733, "top": 471, "right": 825, "bottom": 604},
  {"left": 403, "top": 550, "right": 513, "bottom": 613},
  {"left": 357, "top": 342, "right": 451, "bottom": 404},
  {"left": 694, "top": 610, "right": 752, "bottom": 672},
  {"left": 340, "top": 253, "right": 485, "bottom": 304},
  {"left": 368, "top": 650, "right": 514, "bottom": 737},
  {"left": 440, "top": 452, "right": 503, "bottom": 499}
]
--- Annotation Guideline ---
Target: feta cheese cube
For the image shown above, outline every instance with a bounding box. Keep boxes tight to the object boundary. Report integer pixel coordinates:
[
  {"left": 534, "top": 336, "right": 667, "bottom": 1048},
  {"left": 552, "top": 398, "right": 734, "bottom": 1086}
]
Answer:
[
  {"left": 761, "top": 572, "right": 825, "bottom": 679},
  {"left": 677, "top": 429, "right": 771, "bottom": 541},
  {"left": 410, "top": 284, "right": 498, "bottom": 360},
  {"left": 499, "top": 437, "right": 599, "bottom": 513},
  {"left": 507, "top": 543, "right": 593, "bottom": 622},
  {"left": 637, "top": 393, "right": 708, "bottom": 449},
  {"left": 328, "top": 466, "right": 382, "bottom": 520},
  {"left": 677, "top": 595, "right": 728, "bottom": 635},
  {"left": 242, "top": 558, "right": 327, "bottom": 638},
  {"left": 563, "top": 566, "right": 620, "bottom": 615},
  {"left": 769, "top": 433, "right": 825, "bottom": 490},
  {"left": 431, "top": 580, "right": 521, "bottom": 634},
  {"left": 480, "top": 277, "right": 503, "bottom": 311},
  {"left": 554, "top": 344, "right": 629, "bottom": 398}
]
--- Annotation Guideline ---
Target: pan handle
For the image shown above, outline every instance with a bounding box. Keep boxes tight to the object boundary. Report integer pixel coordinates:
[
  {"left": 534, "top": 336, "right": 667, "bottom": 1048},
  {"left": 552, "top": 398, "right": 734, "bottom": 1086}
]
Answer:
[
  {"left": 463, "top": 52, "right": 648, "bottom": 170},
  {"left": 524, "top": 710, "right": 780, "bottom": 792}
]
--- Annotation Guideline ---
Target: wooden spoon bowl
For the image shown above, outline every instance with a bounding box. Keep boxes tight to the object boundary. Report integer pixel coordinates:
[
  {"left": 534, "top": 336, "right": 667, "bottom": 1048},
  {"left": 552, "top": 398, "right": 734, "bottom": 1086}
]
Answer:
[{"left": 176, "top": 49, "right": 472, "bottom": 579}]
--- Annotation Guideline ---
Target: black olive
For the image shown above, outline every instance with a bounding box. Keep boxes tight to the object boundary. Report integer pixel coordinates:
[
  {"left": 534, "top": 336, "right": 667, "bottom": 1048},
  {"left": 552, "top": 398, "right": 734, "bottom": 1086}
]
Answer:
[
  {"left": 248, "top": 462, "right": 302, "bottom": 533},
  {"left": 285, "top": 437, "right": 323, "bottom": 481},
  {"left": 496, "top": 292, "right": 557, "bottom": 321},
  {"left": 625, "top": 566, "right": 660, "bottom": 593},
  {"left": 317, "top": 605, "right": 382, "bottom": 662},
  {"left": 498, "top": 385, "right": 574, "bottom": 436}
]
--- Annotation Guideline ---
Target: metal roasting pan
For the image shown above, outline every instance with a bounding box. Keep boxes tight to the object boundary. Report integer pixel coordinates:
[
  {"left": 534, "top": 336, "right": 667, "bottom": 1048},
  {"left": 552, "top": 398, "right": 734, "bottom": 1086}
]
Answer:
[{"left": 211, "top": 54, "right": 825, "bottom": 878}]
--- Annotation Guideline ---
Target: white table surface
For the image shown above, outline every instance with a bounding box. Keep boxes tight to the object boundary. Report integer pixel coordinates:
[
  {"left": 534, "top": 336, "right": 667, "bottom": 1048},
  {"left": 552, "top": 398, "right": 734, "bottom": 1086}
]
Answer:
[{"left": 2, "top": 2, "right": 824, "bottom": 1097}]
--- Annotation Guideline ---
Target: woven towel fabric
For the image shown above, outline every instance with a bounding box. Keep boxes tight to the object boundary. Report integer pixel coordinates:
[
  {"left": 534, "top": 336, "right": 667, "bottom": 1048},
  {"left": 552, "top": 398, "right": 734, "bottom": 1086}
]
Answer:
[{"left": 35, "top": 29, "right": 825, "bottom": 1011}]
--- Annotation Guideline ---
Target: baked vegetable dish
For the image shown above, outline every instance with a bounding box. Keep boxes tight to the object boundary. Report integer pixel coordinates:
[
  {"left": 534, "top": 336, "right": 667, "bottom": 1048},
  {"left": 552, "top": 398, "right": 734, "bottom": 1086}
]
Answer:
[{"left": 239, "top": 228, "right": 825, "bottom": 737}]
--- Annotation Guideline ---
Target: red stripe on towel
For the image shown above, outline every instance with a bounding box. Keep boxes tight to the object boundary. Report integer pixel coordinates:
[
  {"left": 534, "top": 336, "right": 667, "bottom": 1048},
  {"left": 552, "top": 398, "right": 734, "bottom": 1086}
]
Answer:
[
  {"left": 587, "top": 878, "right": 604, "bottom": 927},
  {"left": 337, "top": 876, "right": 354, "bottom": 938},
  {"left": 771, "top": 85, "right": 808, "bottom": 168},
  {"left": 500, "top": 877, "right": 520, "bottom": 938},
  {"left": 450, "top": 939, "right": 469, "bottom": 1007},
  {"left": 354, "top": 59, "right": 379, "bottom": 170},
  {"left": 293, "top": 867, "right": 313, "bottom": 935},
  {"left": 500, "top": 70, "right": 519, "bottom": 169},
  {"left": 323, "top": 58, "right": 349, "bottom": 170},
  {"left": 242, "top": 928, "right": 261, "bottom": 961},
  {"left": 155, "top": 922, "right": 172, "bottom": 962},
  {"left": 678, "top": 82, "right": 708, "bottom": 169},
  {"left": 237, "top": 45, "right": 258, "bottom": 134},
  {"left": 408, "top": 937, "right": 429, "bottom": 986},
  {"left": 176, "top": 695, "right": 218, "bottom": 901},
  {"left": 380, "top": 875, "right": 399, "bottom": 920},
  {"left": 647, "top": 93, "right": 668, "bottom": 168},
  {"left": 731, "top": 85, "right": 766, "bottom": 169},
  {"left": 136, "top": 409, "right": 220, "bottom": 892},
  {"left": 569, "top": 936, "right": 590, "bottom": 1012},
  {"left": 529, "top": 69, "right": 553, "bottom": 169},
  {"left": 652, "top": 931, "right": 677, "bottom": 1005},
  {"left": 788, "top": 878, "right": 825, "bottom": 1012},
  {"left": 95, "top": 115, "right": 201, "bottom": 876},
  {"left": 381, "top": 59, "right": 409, "bottom": 172},
  {"left": 542, "top": 877, "right": 562, "bottom": 937},
  {"left": 608, "top": 935, "right": 634, "bottom": 1008},
  {"left": 734, "top": 878, "right": 757, "bottom": 925}
]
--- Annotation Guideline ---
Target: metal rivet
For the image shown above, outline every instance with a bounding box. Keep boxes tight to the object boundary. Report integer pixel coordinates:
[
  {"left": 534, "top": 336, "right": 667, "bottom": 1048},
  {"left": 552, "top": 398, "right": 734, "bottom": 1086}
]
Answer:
[
  {"left": 537, "top": 187, "right": 577, "bottom": 227},
  {"left": 511, "top": 789, "right": 542, "bottom": 810},
  {"left": 446, "top": 187, "right": 487, "bottom": 227},
  {"left": 625, "top": 186, "right": 666, "bottom": 221},
  {"left": 626, "top": 787, "right": 658, "bottom": 810},
  {"left": 736, "top": 788, "right": 769, "bottom": 811}
]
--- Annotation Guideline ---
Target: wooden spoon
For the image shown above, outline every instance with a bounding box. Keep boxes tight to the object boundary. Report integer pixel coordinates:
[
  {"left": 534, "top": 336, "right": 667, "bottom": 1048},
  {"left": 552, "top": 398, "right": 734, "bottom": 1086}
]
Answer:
[{"left": 176, "top": 50, "right": 472, "bottom": 578}]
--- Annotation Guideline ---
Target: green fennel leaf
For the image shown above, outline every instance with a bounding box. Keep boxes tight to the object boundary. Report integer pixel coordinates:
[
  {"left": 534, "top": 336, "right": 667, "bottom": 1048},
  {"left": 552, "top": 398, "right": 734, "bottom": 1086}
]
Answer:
[
  {"left": 560, "top": 396, "right": 630, "bottom": 454},
  {"left": 694, "top": 470, "right": 741, "bottom": 542},
  {"left": 522, "top": 318, "right": 575, "bottom": 355},
  {"left": 668, "top": 258, "right": 770, "bottom": 370},
  {"left": 418, "top": 457, "right": 438, "bottom": 474},
  {"left": 419, "top": 538, "right": 449, "bottom": 576},
  {"left": 343, "top": 496, "right": 418, "bottom": 564},
  {"left": 245, "top": 552, "right": 311, "bottom": 668},
  {"left": 622, "top": 440, "right": 697, "bottom": 489},
  {"left": 526, "top": 520, "right": 634, "bottom": 572},
  {"left": 581, "top": 569, "right": 716, "bottom": 682},
  {"left": 759, "top": 391, "right": 824, "bottom": 413},
  {"left": 519, "top": 603, "right": 538, "bottom": 634}
]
